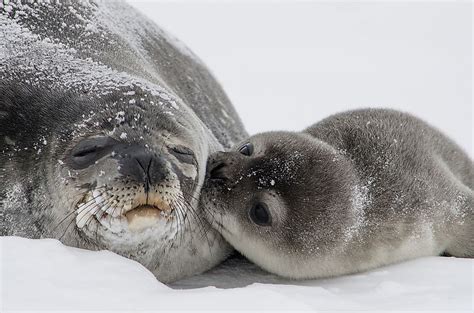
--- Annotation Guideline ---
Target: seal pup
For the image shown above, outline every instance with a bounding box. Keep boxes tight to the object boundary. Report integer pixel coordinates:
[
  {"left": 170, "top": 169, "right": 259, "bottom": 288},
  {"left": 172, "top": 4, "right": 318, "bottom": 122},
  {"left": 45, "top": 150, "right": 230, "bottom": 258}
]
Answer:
[
  {"left": 0, "top": 1, "right": 246, "bottom": 282},
  {"left": 203, "top": 109, "right": 473, "bottom": 279}
]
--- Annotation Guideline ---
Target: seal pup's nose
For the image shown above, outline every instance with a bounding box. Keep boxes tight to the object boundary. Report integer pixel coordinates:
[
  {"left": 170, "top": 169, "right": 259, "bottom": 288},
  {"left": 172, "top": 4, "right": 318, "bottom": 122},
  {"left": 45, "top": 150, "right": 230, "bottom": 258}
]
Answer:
[
  {"left": 207, "top": 152, "right": 231, "bottom": 182},
  {"left": 117, "top": 146, "right": 167, "bottom": 189},
  {"left": 209, "top": 162, "right": 228, "bottom": 181}
]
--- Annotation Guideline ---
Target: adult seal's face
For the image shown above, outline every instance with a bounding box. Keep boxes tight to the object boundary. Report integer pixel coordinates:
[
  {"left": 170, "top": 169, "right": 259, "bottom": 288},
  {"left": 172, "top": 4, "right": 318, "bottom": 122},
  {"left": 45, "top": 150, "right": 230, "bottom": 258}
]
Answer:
[
  {"left": 0, "top": 83, "right": 230, "bottom": 283},
  {"left": 0, "top": 1, "right": 246, "bottom": 283},
  {"left": 202, "top": 132, "right": 359, "bottom": 278}
]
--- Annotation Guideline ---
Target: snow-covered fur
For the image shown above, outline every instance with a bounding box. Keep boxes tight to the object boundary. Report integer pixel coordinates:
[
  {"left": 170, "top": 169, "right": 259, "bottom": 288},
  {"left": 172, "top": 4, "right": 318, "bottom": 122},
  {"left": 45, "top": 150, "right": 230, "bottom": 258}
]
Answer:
[{"left": 0, "top": 0, "right": 246, "bottom": 283}]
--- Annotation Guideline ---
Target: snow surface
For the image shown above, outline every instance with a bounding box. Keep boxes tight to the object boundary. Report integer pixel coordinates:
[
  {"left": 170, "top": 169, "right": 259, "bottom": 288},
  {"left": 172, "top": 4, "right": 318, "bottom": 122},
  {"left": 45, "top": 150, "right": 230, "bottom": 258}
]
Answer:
[{"left": 1, "top": 237, "right": 472, "bottom": 312}]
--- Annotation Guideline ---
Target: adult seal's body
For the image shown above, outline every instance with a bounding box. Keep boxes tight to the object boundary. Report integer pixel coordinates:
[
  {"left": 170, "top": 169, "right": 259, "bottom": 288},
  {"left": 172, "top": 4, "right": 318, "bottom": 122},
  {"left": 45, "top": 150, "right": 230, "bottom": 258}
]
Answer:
[
  {"left": 204, "top": 109, "right": 473, "bottom": 279},
  {"left": 0, "top": 1, "right": 246, "bottom": 283}
]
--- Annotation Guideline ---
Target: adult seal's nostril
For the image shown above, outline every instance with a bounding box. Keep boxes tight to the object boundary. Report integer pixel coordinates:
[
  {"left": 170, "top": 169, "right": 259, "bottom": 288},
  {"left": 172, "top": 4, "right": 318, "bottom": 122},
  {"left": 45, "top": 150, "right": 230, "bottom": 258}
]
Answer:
[{"left": 116, "top": 146, "right": 167, "bottom": 187}]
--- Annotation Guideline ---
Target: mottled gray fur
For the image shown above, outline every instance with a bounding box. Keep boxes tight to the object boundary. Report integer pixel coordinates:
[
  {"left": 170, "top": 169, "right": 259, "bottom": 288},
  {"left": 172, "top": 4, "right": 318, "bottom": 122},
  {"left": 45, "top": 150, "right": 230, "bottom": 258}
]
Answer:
[{"left": 203, "top": 109, "right": 473, "bottom": 279}]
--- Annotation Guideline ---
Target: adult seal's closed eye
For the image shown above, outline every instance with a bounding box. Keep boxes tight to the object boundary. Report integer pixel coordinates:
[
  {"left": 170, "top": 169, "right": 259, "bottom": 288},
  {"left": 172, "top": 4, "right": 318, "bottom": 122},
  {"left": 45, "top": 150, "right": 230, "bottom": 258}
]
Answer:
[
  {"left": 202, "top": 109, "right": 473, "bottom": 279},
  {"left": 0, "top": 0, "right": 246, "bottom": 283}
]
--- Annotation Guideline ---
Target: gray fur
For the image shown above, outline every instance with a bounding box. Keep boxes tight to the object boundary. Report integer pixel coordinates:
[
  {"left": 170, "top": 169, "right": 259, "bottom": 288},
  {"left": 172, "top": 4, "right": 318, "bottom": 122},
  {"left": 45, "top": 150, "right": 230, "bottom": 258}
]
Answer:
[
  {"left": 203, "top": 109, "right": 473, "bottom": 279},
  {"left": 0, "top": 0, "right": 246, "bottom": 283}
]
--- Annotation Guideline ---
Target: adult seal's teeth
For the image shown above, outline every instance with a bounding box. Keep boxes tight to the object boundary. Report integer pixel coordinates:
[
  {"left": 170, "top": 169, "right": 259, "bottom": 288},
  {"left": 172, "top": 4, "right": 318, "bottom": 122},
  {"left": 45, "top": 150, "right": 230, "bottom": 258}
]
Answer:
[{"left": 126, "top": 206, "right": 162, "bottom": 231}]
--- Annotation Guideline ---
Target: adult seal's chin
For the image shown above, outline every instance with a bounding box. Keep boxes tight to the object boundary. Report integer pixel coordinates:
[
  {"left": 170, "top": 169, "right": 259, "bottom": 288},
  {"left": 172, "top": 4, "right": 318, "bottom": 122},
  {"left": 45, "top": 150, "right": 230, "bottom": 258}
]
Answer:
[{"left": 0, "top": 1, "right": 245, "bottom": 282}]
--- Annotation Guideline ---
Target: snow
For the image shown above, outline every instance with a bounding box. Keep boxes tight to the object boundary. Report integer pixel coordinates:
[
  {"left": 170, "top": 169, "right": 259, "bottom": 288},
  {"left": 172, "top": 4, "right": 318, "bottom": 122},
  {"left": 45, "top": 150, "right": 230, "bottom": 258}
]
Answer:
[
  {"left": 1, "top": 1, "right": 472, "bottom": 312},
  {"left": 1, "top": 237, "right": 472, "bottom": 312}
]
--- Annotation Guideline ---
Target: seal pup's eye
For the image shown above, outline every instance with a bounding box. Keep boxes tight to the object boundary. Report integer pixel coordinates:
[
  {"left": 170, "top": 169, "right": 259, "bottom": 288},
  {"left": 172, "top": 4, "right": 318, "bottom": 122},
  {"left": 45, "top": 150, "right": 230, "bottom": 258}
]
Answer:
[
  {"left": 249, "top": 202, "right": 272, "bottom": 226},
  {"left": 70, "top": 136, "right": 117, "bottom": 169},
  {"left": 170, "top": 145, "right": 195, "bottom": 164},
  {"left": 239, "top": 143, "right": 253, "bottom": 156}
]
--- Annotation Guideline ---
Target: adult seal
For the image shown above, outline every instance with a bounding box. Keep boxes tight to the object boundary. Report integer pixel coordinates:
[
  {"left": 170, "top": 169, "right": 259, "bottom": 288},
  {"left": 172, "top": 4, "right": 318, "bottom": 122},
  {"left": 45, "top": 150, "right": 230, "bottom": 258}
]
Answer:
[
  {"left": 0, "top": 0, "right": 246, "bottom": 283},
  {"left": 204, "top": 109, "right": 473, "bottom": 279}
]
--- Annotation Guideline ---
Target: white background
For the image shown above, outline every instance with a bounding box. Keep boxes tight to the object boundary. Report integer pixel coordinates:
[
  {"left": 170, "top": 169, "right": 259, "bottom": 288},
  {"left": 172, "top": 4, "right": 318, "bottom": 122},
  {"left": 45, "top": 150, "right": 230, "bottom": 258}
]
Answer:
[{"left": 128, "top": 0, "right": 472, "bottom": 156}]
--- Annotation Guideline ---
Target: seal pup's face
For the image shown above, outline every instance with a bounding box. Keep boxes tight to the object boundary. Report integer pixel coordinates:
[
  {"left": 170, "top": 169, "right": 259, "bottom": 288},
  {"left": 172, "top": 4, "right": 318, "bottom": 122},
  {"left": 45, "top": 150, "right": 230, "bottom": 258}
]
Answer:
[{"left": 202, "top": 132, "right": 361, "bottom": 279}]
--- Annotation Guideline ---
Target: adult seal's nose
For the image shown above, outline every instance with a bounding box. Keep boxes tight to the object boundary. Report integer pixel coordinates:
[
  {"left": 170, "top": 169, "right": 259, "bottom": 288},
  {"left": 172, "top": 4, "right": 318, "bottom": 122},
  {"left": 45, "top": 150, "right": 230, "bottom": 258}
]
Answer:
[{"left": 116, "top": 145, "right": 167, "bottom": 190}]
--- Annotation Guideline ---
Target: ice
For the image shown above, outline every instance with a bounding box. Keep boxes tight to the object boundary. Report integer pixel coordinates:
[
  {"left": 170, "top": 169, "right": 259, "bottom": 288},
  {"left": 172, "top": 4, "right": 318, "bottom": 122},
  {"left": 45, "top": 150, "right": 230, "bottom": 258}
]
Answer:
[{"left": 1, "top": 237, "right": 472, "bottom": 311}]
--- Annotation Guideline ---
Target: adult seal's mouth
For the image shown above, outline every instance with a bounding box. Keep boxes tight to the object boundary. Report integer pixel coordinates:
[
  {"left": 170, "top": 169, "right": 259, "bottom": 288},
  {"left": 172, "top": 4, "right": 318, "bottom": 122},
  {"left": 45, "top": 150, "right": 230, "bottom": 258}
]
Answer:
[
  {"left": 0, "top": 0, "right": 247, "bottom": 283},
  {"left": 75, "top": 189, "right": 174, "bottom": 233},
  {"left": 125, "top": 205, "right": 169, "bottom": 231}
]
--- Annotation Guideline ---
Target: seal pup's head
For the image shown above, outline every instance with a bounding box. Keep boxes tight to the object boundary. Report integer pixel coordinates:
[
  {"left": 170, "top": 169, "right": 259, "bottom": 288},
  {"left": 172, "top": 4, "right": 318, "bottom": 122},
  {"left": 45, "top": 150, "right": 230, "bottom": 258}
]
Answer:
[{"left": 202, "top": 132, "right": 367, "bottom": 279}]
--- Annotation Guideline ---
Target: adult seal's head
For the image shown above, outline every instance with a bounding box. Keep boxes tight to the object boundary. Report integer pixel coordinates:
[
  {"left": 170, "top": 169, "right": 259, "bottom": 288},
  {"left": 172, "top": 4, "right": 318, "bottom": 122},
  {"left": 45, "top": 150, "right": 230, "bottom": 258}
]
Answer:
[
  {"left": 0, "top": 0, "right": 246, "bottom": 283},
  {"left": 202, "top": 109, "right": 473, "bottom": 279}
]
